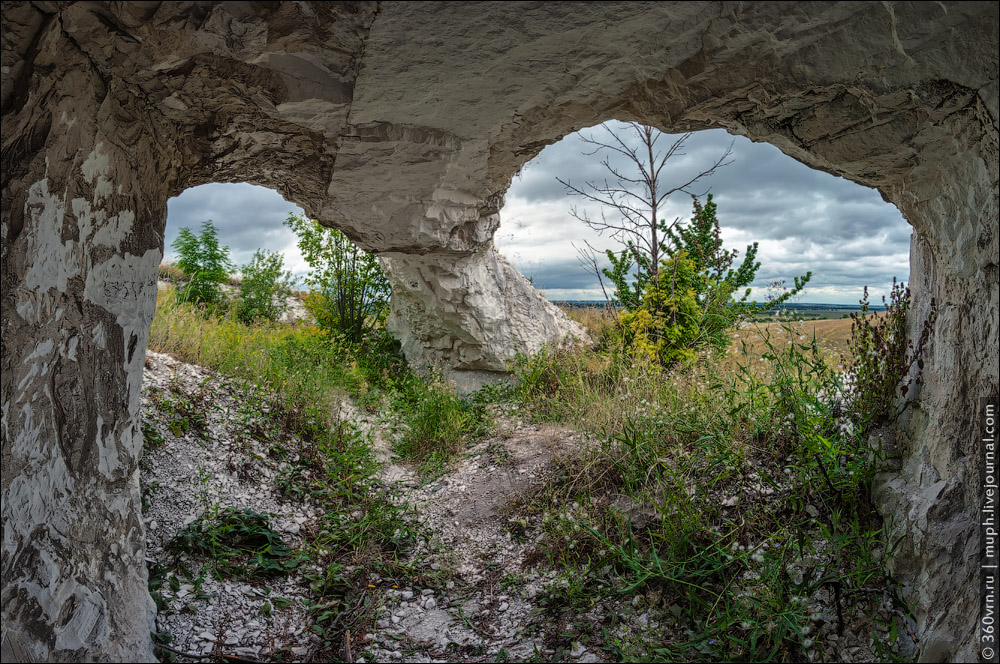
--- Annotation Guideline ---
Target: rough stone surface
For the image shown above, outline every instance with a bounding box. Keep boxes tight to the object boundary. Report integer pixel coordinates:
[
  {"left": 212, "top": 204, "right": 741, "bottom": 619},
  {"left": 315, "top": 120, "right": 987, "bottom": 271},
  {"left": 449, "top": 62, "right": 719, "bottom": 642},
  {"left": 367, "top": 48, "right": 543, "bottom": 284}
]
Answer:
[
  {"left": 1, "top": 2, "right": 997, "bottom": 662},
  {"left": 383, "top": 246, "right": 586, "bottom": 380}
]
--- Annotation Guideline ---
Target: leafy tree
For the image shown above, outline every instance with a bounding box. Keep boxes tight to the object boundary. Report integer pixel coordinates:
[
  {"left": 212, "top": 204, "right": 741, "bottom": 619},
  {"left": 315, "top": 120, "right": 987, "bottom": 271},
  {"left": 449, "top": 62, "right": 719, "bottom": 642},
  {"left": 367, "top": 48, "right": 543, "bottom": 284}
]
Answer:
[
  {"left": 235, "top": 249, "right": 295, "bottom": 325},
  {"left": 283, "top": 212, "right": 391, "bottom": 345},
  {"left": 171, "top": 220, "right": 235, "bottom": 307},
  {"left": 664, "top": 194, "right": 811, "bottom": 350}
]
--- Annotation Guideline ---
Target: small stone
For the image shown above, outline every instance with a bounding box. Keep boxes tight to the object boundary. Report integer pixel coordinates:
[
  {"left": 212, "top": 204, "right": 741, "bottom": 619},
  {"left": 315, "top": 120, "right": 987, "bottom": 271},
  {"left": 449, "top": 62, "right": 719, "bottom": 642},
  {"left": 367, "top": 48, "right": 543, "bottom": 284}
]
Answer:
[
  {"left": 421, "top": 589, "right": 434, "bottom": 596},
  {"left": 498, "top": 602, "right": 509, "bottom": 612},
  {"left": 198, "top": 631, "right": 216, "bottom": 642},
  {"left": 425, "top": 598, "right": 437, "bottom": 610},
  {"left": 401, "top": 591, "right": 414, "bottom": 600}
]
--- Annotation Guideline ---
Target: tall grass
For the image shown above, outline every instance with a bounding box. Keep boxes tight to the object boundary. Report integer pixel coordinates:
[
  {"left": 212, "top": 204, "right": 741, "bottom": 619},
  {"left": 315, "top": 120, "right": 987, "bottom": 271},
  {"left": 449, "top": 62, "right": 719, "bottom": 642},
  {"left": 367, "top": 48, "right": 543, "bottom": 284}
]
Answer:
[
  {"left": 150, "top": 285, "right": 360, "bottom": 416},
  {"left": 507, "top": 313, "right": 912, "bottom": 661},
  {"left": 149, "top": 284, "right": 489, "bottom": 474}
]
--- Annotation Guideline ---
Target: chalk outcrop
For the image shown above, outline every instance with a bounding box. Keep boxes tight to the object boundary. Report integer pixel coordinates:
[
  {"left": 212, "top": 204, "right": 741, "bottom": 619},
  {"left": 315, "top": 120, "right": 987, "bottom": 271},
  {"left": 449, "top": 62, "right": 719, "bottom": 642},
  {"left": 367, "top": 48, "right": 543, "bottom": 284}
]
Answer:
[{"left": 1, "top": 2, "right": 997, "bottom": 661}]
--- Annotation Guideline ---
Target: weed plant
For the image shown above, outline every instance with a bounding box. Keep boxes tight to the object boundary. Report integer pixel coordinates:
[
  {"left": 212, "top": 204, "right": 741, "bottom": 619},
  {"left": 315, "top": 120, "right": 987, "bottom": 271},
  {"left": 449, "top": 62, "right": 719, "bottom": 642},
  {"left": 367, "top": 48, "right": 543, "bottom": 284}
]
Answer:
[
  {"left": 147, "top": 282, "right": 480, "bottom": 654},
  {"left": 508, "top": 307, "right": 915, "bottom": 660},
  {"left": 167, "top": 506, "right": 297, "bottom": 579},
  {"left": 391, "top": 377, "right": 492, "bottom": 476},
  {"left": 848, "top": 279, "right": 934, "bottom": 428}
]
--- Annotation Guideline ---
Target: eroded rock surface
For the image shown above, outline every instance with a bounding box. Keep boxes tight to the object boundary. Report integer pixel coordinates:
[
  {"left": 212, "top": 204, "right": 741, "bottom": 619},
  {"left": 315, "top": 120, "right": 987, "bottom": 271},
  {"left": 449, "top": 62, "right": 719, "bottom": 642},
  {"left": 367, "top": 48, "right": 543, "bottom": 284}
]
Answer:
[{"left": 2, "top": 2, "right": 997, "bottom": 661}]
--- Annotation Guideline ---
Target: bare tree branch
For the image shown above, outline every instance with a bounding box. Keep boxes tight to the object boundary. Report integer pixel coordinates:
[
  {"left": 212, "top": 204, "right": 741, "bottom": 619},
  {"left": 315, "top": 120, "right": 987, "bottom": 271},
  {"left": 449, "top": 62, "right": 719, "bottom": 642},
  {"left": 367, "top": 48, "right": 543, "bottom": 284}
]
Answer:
[
  {"left": 559, "top": 123, "right": 733, "bottom": 293},
  {"left": 573, "top": 241, "right": 616, "bottom": 312}
]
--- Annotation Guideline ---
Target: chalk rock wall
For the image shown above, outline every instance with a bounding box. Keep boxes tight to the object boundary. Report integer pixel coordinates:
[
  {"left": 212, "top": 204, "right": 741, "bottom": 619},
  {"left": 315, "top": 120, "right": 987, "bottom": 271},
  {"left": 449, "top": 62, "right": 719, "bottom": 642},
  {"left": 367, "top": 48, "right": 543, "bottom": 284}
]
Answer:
[
  {"left": 383, "top": 245, "right": 585, "bottom": 379},
  {"left": 1, "top": 6, "right": 173, "bottom": 661},
  {"left": 2, "top": 2, "right": 997, "bottom": 661}
]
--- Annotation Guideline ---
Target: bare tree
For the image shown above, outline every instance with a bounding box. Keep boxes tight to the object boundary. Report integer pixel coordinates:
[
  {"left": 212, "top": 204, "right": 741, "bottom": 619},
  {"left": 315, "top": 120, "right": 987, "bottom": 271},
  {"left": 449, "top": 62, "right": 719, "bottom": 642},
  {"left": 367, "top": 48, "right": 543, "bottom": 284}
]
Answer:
[{"left": 558, "top": 123, "right": 733, "bottom": 289}]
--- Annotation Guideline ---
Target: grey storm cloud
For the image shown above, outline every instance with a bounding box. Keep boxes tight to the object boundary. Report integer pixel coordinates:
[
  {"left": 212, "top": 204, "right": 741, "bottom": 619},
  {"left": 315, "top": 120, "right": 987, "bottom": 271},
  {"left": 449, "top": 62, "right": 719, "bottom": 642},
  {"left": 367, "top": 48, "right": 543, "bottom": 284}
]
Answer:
[{"left": 164, "top": 183, "right": 304, "bottom": 269}]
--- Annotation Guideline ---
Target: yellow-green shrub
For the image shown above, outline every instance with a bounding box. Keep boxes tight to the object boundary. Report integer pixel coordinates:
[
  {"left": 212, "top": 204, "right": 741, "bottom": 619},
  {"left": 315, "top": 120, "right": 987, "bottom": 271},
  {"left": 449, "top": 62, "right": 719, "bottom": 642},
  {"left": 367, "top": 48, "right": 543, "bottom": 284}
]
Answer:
[{"left": 615, "top": 252, "right": 701, "bottom": 365}]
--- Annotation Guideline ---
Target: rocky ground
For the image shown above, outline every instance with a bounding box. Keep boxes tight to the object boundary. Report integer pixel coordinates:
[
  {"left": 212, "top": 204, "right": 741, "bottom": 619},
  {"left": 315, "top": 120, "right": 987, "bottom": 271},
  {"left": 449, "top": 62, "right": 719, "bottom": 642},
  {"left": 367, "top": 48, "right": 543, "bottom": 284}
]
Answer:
[{"left": 140, "top": 351, "right": 917, "bottom": 663}]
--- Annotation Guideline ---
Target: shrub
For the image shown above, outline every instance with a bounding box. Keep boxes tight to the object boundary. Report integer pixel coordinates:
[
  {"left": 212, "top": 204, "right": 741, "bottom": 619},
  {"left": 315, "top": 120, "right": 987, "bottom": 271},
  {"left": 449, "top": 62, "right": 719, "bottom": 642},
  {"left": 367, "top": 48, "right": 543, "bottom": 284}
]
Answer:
[
  {"left": 616, "top": 251, "right": 702, "bottom": 365},
  {"left": 235, "top": 249, "right": 295, "bottom": 325},
  {"left": 284, "top": 212, "right": 390, "bottom": 345},
  {"left": 605, "top": 196, "right": 811, "bottom": 365},
  {"left": 847, "top": 279, "right": 934, "bottom": 428},
  {"left": 171, "top": 220, "right": 235, "bottom": 308}
]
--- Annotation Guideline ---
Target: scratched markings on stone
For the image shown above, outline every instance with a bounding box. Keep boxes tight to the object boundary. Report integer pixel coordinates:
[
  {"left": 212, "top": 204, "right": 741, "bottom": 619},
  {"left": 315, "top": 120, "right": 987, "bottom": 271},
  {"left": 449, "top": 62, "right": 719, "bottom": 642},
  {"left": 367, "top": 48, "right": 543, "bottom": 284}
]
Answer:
[{"left": 102, "top": 279, "right": 157, "bottom": 301}]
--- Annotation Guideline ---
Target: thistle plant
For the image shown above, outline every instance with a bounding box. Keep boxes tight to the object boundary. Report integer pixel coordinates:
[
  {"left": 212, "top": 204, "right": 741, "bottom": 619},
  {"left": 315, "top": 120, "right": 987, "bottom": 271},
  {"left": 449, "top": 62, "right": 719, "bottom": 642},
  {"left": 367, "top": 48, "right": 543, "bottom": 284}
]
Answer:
[{"left": 847, "top": 278, "right": 935, "bottom": 429}]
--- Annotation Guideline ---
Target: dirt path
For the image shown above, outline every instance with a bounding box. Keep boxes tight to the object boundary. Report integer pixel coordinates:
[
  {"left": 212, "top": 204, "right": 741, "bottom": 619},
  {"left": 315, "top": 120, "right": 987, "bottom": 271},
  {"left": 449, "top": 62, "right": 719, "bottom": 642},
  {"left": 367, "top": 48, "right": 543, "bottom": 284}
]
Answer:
[
  {"left": 357, "top": 405, "right": 601, "bottom": 662},
  {"left": 140, "top": 350, "right": 913, "bottom": 663},
  {"left": 140, "top": 351, "right": 613, "bottom": 663}
]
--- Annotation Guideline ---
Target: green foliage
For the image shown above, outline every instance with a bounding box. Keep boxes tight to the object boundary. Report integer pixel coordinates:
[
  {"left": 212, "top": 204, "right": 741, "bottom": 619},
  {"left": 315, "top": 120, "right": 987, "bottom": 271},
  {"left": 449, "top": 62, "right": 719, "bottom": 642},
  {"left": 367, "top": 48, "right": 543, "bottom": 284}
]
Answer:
[
  {"left": 392, "top": 378, "right": 491, "bottom": 475},
  {"left": 236, "top": 249, "right": 295, "bottom": 325},
  {"left": 149, "top": 380, "right": 211, "bottom": 439},
  {"left": 847, "top": 279, "right": 934, "bottom": 429},
  {"left": 171, "top": 221, "right": 235, "bottom": 308},
  {"left": 284, "top": 212, "right": 390, "bottom": 345},
  {"left": 167, "top": 506, "right": 297, "bottom": 579},
  {"left": 606, "top": 195, "right": 811, "bottom": 364},
  {"left": 142, "top": 420, "right": 165, "bottom": 449},
  {"left": 506, "top": 319, "right": 907, "bottom": 661},
  {"left": 616, "top": 252, "right": 702, "bottom": 365}
]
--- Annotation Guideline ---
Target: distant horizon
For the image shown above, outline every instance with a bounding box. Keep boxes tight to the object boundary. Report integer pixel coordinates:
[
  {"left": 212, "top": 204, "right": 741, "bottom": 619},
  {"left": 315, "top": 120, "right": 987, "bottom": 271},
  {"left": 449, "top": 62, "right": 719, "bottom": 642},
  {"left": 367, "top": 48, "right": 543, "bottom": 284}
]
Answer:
[{"left": 549, "top": 299, "right": 887, "bottom": 309}]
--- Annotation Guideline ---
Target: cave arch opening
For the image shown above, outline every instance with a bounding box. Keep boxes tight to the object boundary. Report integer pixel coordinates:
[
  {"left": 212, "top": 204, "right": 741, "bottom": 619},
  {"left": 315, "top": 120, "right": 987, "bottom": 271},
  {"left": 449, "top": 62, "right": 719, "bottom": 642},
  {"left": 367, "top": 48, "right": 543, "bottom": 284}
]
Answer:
[
  {"left": 496, "top": 121, "right": 912, "bottom": 313},
  {"left": 161, "top": 182, "right": 311, "bottom": 291}
]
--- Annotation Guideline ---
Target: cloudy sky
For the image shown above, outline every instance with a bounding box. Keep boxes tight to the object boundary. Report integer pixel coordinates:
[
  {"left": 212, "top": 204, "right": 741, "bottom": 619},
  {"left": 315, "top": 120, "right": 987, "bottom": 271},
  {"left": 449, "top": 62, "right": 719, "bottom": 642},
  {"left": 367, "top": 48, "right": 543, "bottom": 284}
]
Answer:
[{"left": 165, "top": 121, "right": 910, "bottom": 305}]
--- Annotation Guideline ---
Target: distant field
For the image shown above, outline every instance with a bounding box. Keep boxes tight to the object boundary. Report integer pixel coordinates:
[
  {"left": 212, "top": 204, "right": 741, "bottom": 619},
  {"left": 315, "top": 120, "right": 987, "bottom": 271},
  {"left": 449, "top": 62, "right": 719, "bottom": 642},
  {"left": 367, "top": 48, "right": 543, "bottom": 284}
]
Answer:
[
  {"left": 733, "top": 317, "right": 858, "bottom": 367},
  {"left": 560, "top": 304, "right": 870, "bottom": 368},
  {"left": 555, "top": 301, "right": 882, "bottom": 323}
]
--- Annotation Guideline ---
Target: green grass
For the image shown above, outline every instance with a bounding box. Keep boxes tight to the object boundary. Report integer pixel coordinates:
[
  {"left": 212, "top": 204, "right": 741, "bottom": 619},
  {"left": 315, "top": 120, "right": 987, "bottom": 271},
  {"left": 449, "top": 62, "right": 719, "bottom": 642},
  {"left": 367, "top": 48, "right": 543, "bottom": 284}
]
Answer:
[
  {"left": 146, "top": 285, "right": 474, "bottom": 656},
  {"left": 504, "top": 318, "right": 912, "bottom": 661},
  {"left": 148, "top": 280, "right": 915, "bottom": 662},
  {"left": 149, "top": 284, "right": 490, "bottom": 474}
]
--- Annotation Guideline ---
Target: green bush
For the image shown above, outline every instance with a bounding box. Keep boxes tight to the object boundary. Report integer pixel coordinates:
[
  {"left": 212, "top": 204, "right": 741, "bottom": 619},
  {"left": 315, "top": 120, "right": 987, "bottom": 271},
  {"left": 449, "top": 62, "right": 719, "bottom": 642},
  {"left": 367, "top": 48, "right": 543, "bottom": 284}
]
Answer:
[
  {"left": 284, "top": 212, "right": 390, "bottom": 345},
  {"left": 235, "top": 249, "right": 295, "bottom": 325},
  {"left": 171, "top": 220, "right": 235, "bottom": 308},
  {"left": 616, "top": 251, "right": 702, "bottom": 365},
  {"left": 605, "top": 195, "right": 811, "bottom": 365}
]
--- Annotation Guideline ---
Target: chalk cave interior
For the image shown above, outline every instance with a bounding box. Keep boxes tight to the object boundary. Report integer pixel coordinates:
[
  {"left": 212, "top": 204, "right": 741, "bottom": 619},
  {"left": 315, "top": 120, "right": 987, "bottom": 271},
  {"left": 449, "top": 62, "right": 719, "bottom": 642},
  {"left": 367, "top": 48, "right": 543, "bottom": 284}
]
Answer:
[{"left": 1, "top": 3, "right": 995, "bottom": 663}]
